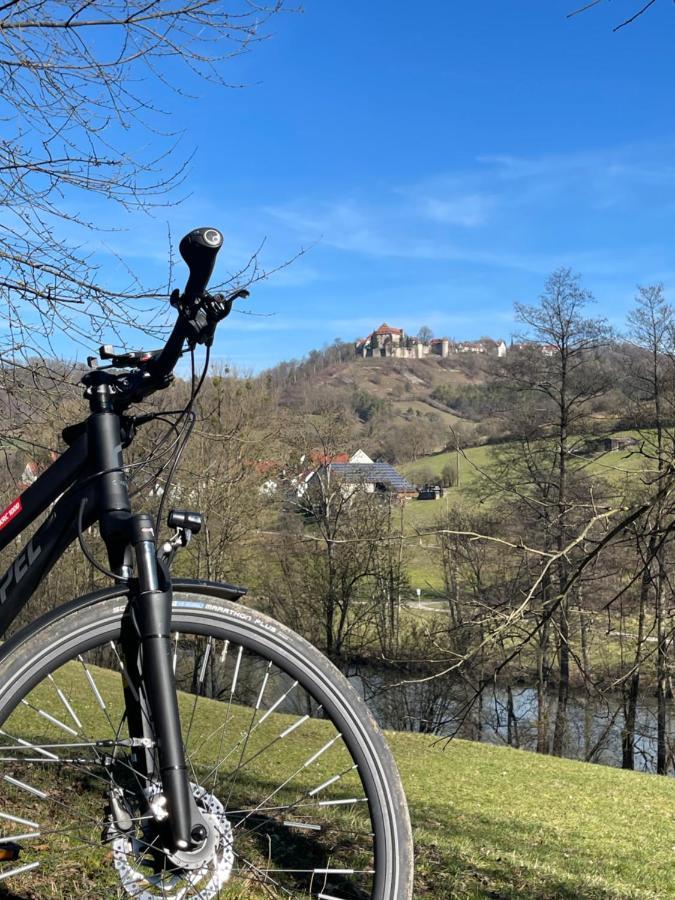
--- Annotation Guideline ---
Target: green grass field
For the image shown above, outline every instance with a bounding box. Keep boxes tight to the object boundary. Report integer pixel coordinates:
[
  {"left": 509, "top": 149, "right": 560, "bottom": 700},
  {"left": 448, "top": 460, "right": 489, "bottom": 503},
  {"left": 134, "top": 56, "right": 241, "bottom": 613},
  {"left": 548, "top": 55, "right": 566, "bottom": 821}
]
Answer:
[
  {"left": 4, "top": 659, "right": 675, "bottom": 898},
  {"left": 401, "top": 433, "right": 649, "bottom": 495},
  {"left": 401, "top": 734, "right": 675, "bottom": 898},
  {"left": 398, "top": 432, "right": 655, "bottom": 597}
]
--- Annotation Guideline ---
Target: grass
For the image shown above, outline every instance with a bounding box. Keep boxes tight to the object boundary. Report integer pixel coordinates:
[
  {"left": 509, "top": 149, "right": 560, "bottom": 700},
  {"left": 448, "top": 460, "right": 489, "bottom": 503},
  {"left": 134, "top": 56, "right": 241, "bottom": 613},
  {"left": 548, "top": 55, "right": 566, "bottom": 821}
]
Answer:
[
  {"left": 399, "top": 445, "right": 504, "bottom": 595},
  {"left": 2, "top": 660, "right": 366, "bottom": 899},
  {"left": 401, "top": 434, "right": 649, "bottom": 495},
  {"left": 4, "top": 660, "right": 675, "bottom": 898},
  {"left": 400, "top": 734, "right": 675, "bottom": 899},
  {"left": 401, "top": 444, "right": 495, "bottom": 490}
]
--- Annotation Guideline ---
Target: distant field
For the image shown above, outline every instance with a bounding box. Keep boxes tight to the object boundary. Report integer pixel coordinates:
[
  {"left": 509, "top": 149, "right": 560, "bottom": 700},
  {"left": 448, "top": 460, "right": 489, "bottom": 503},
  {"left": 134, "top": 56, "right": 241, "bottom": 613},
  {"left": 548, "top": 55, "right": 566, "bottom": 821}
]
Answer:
[
  {"left": 402, "top": 443, "right": 498, "bottom": 488},
  {"left": 391, "top": 397, "right": 465, "bottom": 431},
  {"left": 402, "top": 431, "right": 652, "bottom": 496},
  {"left": 398, "top": 432, "right": 654, "bottom": 596}
]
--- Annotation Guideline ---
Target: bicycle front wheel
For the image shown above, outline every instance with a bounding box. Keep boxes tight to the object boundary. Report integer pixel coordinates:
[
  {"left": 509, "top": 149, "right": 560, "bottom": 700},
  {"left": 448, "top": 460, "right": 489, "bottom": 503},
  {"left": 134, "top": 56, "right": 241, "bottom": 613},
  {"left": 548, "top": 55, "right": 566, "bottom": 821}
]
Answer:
[{"left": 0, "top": 581, "right": 413, "bottom": 899}]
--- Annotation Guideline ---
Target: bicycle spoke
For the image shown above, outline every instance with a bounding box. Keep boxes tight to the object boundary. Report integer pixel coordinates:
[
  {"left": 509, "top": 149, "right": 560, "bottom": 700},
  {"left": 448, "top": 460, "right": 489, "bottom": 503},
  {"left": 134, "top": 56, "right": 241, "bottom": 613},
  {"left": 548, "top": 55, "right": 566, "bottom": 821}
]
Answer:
[
  {"left": 0, "top": 861, "right": 40, "bottom": 882},
  {"left": 223, "top": 659, "right": 272, "bottom": 810},
  {"left": 184, "top": 636, "right": 213, "bottom": 751},
  {"left": 47, "top": 674, "right": 83, "bottom": 730},
  {"left": 201, "top": 679, "right": 301, "bottom": 786}
]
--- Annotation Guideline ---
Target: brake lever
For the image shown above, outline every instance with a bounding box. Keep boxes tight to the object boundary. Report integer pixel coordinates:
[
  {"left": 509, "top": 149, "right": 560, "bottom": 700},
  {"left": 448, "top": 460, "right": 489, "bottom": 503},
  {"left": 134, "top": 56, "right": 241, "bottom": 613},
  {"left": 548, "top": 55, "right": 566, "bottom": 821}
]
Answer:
[
  {"left": 204, "top": 288, "right": 250, "bottom": 324},
  {"left": 222, "top": 287, "right": 250, "bottom": 304},
  {"left": 176, "top": 287, "right": 249, "bottom": 348}
]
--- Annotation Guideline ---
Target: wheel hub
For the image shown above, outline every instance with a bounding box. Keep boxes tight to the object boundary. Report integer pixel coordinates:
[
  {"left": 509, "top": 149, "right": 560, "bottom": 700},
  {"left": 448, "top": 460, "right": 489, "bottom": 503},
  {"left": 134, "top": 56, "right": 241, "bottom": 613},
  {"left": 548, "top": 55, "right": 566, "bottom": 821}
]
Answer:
[{"left": 112, "top": 784, "right": 234, "bottom": 899}]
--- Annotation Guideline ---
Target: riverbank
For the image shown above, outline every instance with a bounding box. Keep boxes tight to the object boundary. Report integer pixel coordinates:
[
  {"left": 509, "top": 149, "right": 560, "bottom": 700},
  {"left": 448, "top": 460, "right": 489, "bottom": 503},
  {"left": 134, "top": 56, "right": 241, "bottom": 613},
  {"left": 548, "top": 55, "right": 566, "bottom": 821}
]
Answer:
[{"left": 400, "top": 733, "right": 675, "bottom": 898}]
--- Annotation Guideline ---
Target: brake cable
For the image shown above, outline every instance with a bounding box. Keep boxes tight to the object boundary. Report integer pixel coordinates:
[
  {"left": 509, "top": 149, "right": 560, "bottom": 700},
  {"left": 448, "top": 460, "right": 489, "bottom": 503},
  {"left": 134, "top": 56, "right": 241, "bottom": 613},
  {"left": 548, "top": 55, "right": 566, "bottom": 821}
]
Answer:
[{"left": 154, "top": 344, "right": 211, "bottom": 539}]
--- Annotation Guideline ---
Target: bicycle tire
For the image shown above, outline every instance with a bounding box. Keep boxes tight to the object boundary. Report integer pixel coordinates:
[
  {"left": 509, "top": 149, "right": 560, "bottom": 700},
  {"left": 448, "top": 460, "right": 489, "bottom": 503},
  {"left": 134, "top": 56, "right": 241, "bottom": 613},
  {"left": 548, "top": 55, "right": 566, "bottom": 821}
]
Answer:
[{"left": 0, "top": 580, "right": 414, "bottom": 899}]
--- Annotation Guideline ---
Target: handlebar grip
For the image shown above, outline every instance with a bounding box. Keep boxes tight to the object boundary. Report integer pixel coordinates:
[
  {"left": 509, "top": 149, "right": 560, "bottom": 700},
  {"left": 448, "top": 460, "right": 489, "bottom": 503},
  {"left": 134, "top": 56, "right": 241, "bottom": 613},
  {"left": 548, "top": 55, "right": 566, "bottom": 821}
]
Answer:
[{"left": 179, "top": 227, "right": 223, "bottom": 302}]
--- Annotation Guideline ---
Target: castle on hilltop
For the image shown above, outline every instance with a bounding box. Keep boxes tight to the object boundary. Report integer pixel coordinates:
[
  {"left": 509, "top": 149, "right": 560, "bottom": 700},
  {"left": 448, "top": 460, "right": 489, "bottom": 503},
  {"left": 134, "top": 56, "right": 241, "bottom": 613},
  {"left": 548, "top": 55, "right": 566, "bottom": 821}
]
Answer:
[{"left": 355, "top": 323, "right": 508, "bottom": 360}]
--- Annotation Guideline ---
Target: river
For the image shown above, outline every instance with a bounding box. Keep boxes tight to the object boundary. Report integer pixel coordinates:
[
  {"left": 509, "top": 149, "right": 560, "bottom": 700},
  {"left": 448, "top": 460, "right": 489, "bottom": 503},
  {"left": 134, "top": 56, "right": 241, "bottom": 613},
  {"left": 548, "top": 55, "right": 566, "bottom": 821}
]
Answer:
[{"left": 347, "top": 665, "right": 674, "bottom": 774}]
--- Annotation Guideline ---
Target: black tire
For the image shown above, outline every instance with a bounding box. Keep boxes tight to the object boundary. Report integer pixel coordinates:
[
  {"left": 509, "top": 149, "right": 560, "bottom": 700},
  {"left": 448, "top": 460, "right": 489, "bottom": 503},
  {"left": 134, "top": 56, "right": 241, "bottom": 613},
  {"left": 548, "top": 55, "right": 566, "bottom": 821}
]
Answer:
[{"left": 0, "top": 582, "right": 414, "bottom": 899}]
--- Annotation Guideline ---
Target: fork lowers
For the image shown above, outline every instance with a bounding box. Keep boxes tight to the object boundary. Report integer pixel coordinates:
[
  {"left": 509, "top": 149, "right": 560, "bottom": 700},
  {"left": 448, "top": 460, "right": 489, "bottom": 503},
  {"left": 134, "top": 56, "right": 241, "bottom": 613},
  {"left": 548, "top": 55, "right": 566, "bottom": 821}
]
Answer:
[{"left": 130, "top": 514, "right": 205, "bottom": 852}]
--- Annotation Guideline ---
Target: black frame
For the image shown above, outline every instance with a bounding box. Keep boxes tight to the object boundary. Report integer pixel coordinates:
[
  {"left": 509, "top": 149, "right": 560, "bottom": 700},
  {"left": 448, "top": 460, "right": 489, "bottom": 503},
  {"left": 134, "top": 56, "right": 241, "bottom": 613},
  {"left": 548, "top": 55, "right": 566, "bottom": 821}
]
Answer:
[
  {"left": 0, "top": 432, "right": 93, "bottom": 636},
  {"left": 0, "top": 225, "right": 245, "bottom": 856},
  {"left": 0, "top": 222, "right": 232, "bottom": 639}
]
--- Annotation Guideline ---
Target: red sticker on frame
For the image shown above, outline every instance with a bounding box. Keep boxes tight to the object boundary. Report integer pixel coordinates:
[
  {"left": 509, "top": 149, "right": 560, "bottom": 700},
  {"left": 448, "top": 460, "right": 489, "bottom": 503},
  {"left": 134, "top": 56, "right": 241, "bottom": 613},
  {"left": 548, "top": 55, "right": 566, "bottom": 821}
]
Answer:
[{"left": 0, "top": 498, "right": 22, "bottom": 530}]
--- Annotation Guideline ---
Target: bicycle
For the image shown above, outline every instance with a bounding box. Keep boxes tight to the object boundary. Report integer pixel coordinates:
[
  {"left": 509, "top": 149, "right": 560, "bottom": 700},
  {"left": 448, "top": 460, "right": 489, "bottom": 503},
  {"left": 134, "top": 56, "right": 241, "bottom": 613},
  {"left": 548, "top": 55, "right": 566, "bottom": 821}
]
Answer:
[{"left": 0, "top": 227, "right": 414, "bottom": 899}]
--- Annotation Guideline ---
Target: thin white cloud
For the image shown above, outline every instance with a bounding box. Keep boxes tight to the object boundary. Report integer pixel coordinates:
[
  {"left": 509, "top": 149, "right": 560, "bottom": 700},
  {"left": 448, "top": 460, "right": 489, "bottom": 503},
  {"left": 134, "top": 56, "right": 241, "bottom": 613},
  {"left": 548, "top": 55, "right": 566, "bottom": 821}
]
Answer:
[
  {"left": 481, "top": 148, "right": 675, "bottom": 184},
  {"left": 264, "top": 141, "right": 675, "bottom": 277},
  {"left": 419, "top": 193, "right": 495, "bottom": 227}
]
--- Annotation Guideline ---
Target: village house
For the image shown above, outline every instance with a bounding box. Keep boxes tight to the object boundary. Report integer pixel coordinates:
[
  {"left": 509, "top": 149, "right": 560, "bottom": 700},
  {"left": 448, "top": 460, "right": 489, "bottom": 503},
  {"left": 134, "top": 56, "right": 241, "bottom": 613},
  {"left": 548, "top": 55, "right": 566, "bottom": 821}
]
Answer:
[
  {"left": 455, "top": 338, "right": 507, "bottom": 357},
  {"left": 577, "top": 435, "right": 640, "bottom": 456},
  {"left": 304, "top": 450, "right": 416, "bottom": 501},
  {"left": 510, "top": 341, "right": 558, "bottom": 356},
  {"left": 18, "top": 453, "right": 59, "bottom": 488}
]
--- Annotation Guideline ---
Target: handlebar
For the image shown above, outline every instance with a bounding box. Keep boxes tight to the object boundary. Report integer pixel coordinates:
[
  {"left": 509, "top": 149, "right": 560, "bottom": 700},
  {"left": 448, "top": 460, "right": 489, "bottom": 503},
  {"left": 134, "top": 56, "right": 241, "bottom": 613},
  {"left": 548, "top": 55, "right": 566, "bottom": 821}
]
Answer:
[
  {"left": 132, "top": 226, "right": 225, "bottom": 395},
  {"left": 82, "top": 226, "right": 250, "bottom": 411},
  {"left": 142, "top": 314, "right": 191, "bottom": 386}
]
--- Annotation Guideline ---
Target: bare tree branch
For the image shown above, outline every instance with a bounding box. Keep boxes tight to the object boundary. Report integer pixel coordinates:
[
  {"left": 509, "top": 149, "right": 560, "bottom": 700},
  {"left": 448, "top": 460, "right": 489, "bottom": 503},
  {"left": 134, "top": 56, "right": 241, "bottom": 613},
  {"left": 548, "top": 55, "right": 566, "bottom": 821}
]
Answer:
[
  {"left": 0, "top": 1, "right": 287, "bottom": 378},
  {"left": 567, "top": 0, "right": 662, "bottom": 29}
]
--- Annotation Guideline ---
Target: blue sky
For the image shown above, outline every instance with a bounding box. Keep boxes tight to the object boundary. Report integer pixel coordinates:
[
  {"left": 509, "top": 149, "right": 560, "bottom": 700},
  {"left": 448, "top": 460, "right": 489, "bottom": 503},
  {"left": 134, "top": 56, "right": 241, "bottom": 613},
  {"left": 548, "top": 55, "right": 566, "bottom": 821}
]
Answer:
[{"left": 80, "top": 1, "right": 675, "bottom": 371}]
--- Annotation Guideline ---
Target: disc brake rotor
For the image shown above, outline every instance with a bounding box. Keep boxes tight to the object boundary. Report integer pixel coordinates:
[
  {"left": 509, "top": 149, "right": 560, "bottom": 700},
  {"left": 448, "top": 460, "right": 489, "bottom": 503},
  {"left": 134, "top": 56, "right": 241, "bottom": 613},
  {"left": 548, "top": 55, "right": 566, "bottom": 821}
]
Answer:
[{"left": 112, "top": 784, "right": 234, "bottom": 899}]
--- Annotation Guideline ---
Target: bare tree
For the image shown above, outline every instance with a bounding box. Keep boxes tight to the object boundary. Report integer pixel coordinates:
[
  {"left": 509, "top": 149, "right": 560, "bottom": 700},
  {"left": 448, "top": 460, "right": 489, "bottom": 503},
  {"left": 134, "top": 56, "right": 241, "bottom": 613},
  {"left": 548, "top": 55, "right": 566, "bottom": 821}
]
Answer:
[
  {"left": 505, "top": 268, "right": 612, "bottom": 755},
  {"left": 254, "top": 408, "right": 409, "bottom": 659},
  {"left": 623, "top": 285, "right": 675, "bottom": 773},
  {"left": 0, "top": 1, "right": 284, "bottom": 367}
]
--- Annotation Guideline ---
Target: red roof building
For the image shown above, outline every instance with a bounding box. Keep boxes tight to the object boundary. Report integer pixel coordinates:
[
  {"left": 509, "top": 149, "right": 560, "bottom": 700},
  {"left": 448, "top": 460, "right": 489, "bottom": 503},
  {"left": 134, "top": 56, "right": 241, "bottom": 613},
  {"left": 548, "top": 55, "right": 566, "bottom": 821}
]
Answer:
[
  {"left": 309, "top": 449, "right": 350, "bottom": 466},
  {"left": 372, "top": 323, "right": 403, "bottom": 337}
]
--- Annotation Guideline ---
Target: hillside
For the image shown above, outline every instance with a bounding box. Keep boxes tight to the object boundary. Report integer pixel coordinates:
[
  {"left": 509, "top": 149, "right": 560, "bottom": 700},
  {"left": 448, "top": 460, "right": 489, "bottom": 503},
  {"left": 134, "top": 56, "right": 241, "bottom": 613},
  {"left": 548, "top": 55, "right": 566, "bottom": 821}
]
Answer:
[
  {"left": 266, "top": 337, "right": 638, "bottom": 467},
  {"left": 12, "top": 668, "right": 675, "bottom": 899},
  {"left": 10, "top": 659, "right": 675, "bottom": 899},
  {"left": 275, "top": 352, "right": 496, "bottom": 456}
]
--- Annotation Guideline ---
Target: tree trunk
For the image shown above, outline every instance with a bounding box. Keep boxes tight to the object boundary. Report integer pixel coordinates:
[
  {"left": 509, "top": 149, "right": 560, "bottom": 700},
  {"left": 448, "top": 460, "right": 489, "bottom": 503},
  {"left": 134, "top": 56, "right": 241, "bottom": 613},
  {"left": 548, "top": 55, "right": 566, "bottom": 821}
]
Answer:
[
  {"left": 622, "top": 550, "right": 649, "bottom": 770},
  {"left": 537, "top": 603, "right": 551, "bottom": 754},
  {"left": 552, "top": 597, "right": 569, "bottom": 756},
  {"left": 552, "top": 351, "right": 570, "bottom": 757},
  {"left": 506, "top": 684, "right": 519, "bottom": 748},
  {"left": 656, "top": 556, "right": 669, "bottom": 775}
]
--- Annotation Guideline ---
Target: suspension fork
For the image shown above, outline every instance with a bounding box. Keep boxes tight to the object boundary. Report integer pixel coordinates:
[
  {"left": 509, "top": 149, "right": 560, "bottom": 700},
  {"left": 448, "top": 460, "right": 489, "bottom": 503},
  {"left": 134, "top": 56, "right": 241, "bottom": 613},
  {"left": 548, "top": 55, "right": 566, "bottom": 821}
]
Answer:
[
  {"left": 127, "top": 514, "right": 203, "bottom": 851},
  {"left": 88, "top": 385, "right": 203, "bottom": 851}
]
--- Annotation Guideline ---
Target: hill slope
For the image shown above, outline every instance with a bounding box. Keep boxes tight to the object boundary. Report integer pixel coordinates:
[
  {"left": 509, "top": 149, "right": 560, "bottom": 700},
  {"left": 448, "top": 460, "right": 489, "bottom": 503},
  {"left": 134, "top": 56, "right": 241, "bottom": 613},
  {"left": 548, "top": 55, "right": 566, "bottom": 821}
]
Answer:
[
  {"left": 277, "top": 354, "right": 494, "bottom": 455},
  {"left": 10, "top": 658, "right": 674, "bottom": 898},
  {"left": 402, "top": 733, "right": 675, "bottom": 898}
]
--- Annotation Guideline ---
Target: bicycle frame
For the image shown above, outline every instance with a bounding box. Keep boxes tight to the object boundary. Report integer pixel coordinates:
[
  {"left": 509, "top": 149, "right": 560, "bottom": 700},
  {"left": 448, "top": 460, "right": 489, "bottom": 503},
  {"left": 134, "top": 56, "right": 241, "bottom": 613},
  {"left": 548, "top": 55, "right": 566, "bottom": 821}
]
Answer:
[{"left": 0, "top": 432, "right": 92, "bottom": 637}]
